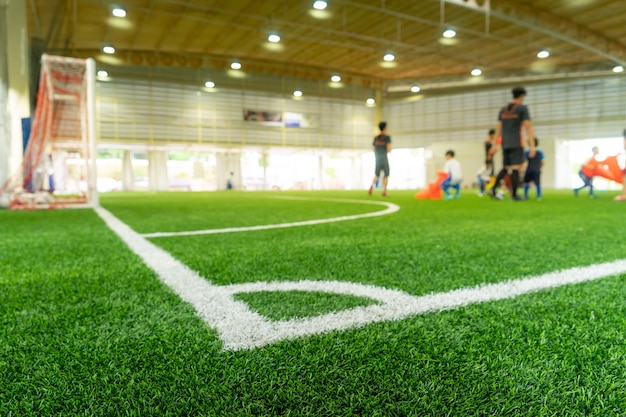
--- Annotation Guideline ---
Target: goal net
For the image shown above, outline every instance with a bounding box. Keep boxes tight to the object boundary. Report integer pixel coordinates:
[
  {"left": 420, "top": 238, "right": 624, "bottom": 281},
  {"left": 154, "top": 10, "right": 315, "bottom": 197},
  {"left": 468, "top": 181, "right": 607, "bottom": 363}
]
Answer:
[{"left": 0, "top": 54, "right": 98, "bottom": 209}]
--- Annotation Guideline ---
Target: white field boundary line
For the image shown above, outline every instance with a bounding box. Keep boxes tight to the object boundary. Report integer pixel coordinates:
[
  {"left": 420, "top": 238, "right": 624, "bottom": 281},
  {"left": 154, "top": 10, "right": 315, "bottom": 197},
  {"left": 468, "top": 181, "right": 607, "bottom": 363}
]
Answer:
[
  {"left": 95, "top": 205, "right": 626, "bottom": 351},
  {"left": 141, "top": 197, "right": 399, "bottom": 238}
]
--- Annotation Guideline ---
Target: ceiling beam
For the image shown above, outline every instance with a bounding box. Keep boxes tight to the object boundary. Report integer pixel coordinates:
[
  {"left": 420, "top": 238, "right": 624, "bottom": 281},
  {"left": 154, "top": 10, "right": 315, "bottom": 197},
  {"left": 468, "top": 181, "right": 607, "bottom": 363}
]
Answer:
[
  {"left": 342, "top": 0, "right": 626, "bottom": 66},
  {"left": 154, "top": 0, "right": 191, "bottom": 51},
  {"left": 28, "top": 0, "right": 40, "bottom": 35},
  {"left": 44, "top": 0, "right": 67, "bottom": 51},
  {"left": 109, "top": 0, "right": 460, "bottom": 59},
  {"left": 463, "top": 0, "right": 626, "bottom": 66},
  {"left": 129, "top": 0, "right": 156, "bottom": 47}
]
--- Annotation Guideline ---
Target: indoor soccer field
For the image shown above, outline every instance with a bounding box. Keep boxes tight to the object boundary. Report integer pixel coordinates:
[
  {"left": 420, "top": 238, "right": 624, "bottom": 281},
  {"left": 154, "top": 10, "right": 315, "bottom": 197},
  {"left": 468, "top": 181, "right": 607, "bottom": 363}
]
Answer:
[{"left": 2, "top": 190, "right": 626, "bottom": 416}]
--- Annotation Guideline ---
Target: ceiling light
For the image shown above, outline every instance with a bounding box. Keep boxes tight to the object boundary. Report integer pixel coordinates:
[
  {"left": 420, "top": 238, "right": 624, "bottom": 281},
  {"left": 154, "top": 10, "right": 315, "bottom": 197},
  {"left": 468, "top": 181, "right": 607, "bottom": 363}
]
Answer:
[
  {"left": 268, "top": 33, "right": 281, "bottom": 43},
  {"left": 313, "top": 1, "right": 327, "bottom": 10},
  {"left": 204, "top": 81, "right": 215, "bottom": 88},
  {"left": 366, "top": 98, "right": 375, "bottom": 105},
  {"left": 612, "top": 65, "right": 624, "bottom": 73},
  {"left": 102, "top": 45, "right": 115, "bottom": 54},
  {"left": 471, "top": 67, "right": 482, "bottom": 76},
  {"left": 97, "top": 70, "right": 109, "bottom": 77},
  {"left": 383, "top": 53, "right": 395, "bottom": 62},
  {"left": 293, "top": 90, "right": 303, "bottom": 97},
  {"left": 442, "top": 29, "right": 456, "bottom": 38},
  {"left": 411, "top": 85, "right": 421, "bottom": 93},
  {"left": 111, "top": 7, "right": 126, "bottom": 17},
  {"left": 537, "top": 49, "right": 550, "bottom": 59},
  {"left": 230, "top": 61, "right": 242, "bottom": 70},
  {"left": 331, "top": 74, "right": 341, "bottom": 83}
]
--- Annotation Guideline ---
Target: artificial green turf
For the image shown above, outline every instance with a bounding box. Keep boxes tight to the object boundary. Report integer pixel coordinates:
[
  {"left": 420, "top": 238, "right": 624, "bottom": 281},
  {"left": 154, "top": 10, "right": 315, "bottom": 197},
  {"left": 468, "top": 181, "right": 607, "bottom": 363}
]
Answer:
[
  {"left": 99, "top": 191, "right": 378, "bottom": 233},
  {"left": 234, "top": 291, "right": 380, "bottom": 320},
  {"left": 1, "top": 189, "right": 625, "bottom": 416},
  {"left": 131, "top": 190, "right": 626, "bottom": 294}
]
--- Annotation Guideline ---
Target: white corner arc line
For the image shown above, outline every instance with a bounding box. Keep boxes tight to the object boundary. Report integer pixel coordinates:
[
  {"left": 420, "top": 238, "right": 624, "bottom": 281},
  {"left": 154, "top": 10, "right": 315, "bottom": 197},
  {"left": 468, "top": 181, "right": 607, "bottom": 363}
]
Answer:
[
  {"left": 95, "top": 206, "right": 626, "bottom": 351},
  {"left": 141, "top": 197, "right": 399, "bottom": 238}
]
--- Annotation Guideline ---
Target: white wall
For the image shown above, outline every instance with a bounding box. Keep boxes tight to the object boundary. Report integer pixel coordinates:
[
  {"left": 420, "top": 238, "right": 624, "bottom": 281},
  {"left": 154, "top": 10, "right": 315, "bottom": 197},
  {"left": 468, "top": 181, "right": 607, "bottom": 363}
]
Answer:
[
  {"left": 385, "top": 76, "right": 626, "bottom": 189},
  {"left": 0, "top": 0, "right": 30, "bottom": 190},
  {"left": 91, "top": 73, "right": 626, "bottom": 191},
  {"left": 96, "top": 78, "right": 376, "bottom": 150},
  {"left": 385, "top": 77, "right": 626, "bottom": 148}
]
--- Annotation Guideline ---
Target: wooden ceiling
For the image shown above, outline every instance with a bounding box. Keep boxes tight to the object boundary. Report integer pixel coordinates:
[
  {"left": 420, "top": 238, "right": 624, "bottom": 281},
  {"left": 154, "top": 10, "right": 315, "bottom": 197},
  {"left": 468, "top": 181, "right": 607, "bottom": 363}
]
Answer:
[{"left": 26, "top": 0, "right": 626, "bottom": 91}]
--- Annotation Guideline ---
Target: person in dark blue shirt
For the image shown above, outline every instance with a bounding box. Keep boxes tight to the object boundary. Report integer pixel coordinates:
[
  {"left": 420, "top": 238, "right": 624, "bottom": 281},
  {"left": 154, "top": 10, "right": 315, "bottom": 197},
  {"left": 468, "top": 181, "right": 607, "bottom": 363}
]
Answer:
[{"left": 523, "top": 137, "right": 544, "bottom": 200}]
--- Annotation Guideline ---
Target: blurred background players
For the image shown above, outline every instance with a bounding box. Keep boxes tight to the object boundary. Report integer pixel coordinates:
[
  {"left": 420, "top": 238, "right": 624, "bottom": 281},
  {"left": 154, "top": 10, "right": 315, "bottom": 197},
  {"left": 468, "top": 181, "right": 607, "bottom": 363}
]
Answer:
[
  {"left": 573, "top": 146, "right": 599, "bottom": 198},
  {"left": 490, "top": 86, "right": 535, "bottom": 201},
  {"left": 485, "top": 128, "right": 496, "bottom": 164},
  {"left": 523, "top": 137, "right": 544, "bottom": 200},
  {"left": 368, "top": 121, "right": 391, "bottom": 197},
  {"left": 477, "top": 160, "right": 493, "bottom": 197},
  {"left": 441, "top": 150, "right": 463, "bottom": 200}
]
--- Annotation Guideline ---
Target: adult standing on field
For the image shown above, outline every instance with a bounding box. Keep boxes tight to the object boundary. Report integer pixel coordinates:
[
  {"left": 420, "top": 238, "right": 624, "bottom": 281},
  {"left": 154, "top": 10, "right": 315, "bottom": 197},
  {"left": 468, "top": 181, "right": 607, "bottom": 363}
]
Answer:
[
  {"left": 368, "top": 121, "right": 391, "bottom": 197},
  {"left": 490, "top": 86, "right": 535, "bottom": 201}
]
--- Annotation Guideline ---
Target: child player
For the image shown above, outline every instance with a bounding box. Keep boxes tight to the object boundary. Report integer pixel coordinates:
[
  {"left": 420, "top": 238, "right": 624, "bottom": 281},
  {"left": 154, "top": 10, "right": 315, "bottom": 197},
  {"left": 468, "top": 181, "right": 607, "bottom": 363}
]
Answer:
[{"left": 523, "top": 137, "right": 544, "bottom": 200}]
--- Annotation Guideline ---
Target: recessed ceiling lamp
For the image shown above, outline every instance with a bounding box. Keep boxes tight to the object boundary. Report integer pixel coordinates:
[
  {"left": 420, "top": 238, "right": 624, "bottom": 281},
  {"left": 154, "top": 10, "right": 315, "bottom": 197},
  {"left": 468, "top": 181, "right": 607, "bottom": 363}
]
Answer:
[
  {"left": 411, "top": 85, "right": 421, "bottom": 93},
  {"left": 204, "top": 81, "right": 215, "bottom": 88},
  {"left": 102, "top": 45, "right": 115, "bottom": 54},
  {"left": 383, "top": 53, "right": 395, "bottom": 62},
  {"left": 331, "top": 74, "right": 341, "bottom": 82},
  {"left": 231, "top": 61, "right": 242, "bottom": 70},
  {"left": 612, "top": 65, "right": 624, "bottom": 73},
  {"left": 97, "top": 70, "right": 109, "bottom": 77},
  {"left": 537, "top": 49, "right": 550, "bottom": 59},
  {"left": 268, "top": 33, "right": 281, "bottom": 43},
  {"left": 111, "top": 7, "right": 126, "bottom": 17},
  {"left": 442, "top": 28, "right": 456, "bottom": 38},
  {"left": 471, "top": 67, "right": 482, "bottom": 76},
  {"left": 313, "top": 1, "right": 328, "bottom": 10},
  {"left": 366, "top": 98, "right": 375, "bottom": 105},
  {"left": 293, "top": 90, "right": 303, "bottom": 97}
]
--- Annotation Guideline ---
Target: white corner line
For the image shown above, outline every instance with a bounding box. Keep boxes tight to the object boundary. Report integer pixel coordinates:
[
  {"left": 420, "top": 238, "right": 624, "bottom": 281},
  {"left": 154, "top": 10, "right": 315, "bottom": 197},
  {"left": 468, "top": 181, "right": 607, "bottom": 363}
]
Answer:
[
  {"left": 94, "top": 205, "right": 626, "bottom": 351},
  {"left": 141, "top": 197, "right": 399, "bottom": 238}
]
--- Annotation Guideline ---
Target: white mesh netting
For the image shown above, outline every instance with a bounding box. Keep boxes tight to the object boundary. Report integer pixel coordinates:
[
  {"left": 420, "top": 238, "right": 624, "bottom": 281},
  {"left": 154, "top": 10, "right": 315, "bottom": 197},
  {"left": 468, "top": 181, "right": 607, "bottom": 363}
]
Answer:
[{"left": 0, "top": 54, "right": 94, "bottom": 209}]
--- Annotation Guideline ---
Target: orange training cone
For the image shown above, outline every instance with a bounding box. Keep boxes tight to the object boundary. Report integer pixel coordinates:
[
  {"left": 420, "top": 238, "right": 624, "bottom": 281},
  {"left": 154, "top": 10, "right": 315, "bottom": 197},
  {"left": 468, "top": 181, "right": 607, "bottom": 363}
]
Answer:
[
  {"left": 415, "top": 171, "right": 448, "bottom": 200},
  {"left": 593, "top": 155, "right": 623, "bottom": 184}
]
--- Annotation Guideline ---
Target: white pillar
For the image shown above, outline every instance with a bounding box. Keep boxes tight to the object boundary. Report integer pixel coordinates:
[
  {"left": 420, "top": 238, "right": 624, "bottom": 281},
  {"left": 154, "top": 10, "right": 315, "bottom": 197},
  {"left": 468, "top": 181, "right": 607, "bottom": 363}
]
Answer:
[
  {"left": 0, "top": 0, "right": 30, "bottom": 189},
  {"left": 554, "top": 139, "right": 570, "bottom": 189},
  {"left": 122, "top": 150, "right": 135, "bottom": 191},
  {"left": 52, "top": 150, "right": 67, "bottom": 193},
  {"left": 148, "top": 150, "right": 169, "bottom": 191},
  {"left": 216, "top": 152, "right": 241, "bottom": 190},
  {"left": 85, "top": 58, "right": 99, "bottom": 206},
  {"left": 0, "top": 4, "right": 9, "bottom": 189},
  {"left": 351, "top": 156, "right": 362, "bottom": 190},
  {"left": 262, "top": 152, "right": 268, "bottom": 190},
  {"left": 317, "top": 155, "right": 324, "bottom": 190}
]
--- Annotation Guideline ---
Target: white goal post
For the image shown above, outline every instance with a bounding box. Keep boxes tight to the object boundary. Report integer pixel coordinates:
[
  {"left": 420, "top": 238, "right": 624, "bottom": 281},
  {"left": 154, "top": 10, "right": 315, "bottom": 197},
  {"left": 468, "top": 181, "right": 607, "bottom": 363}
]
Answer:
[{"left": 0, "top": 54, "right": 98, "bottom": 209}]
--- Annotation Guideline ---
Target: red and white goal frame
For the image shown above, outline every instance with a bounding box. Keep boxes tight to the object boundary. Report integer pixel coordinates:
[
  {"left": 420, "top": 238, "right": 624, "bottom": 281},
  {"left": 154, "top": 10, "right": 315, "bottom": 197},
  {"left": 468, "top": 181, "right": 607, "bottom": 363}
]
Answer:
[{"left": 0, "top": 54, "right": 98, "bottom": 209}]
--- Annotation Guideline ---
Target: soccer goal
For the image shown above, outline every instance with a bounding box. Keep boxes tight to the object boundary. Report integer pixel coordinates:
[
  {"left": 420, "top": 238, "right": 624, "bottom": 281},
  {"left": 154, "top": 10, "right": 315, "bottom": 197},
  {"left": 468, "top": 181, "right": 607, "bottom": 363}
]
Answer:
[{"left": 0, "top": 54, "right": 98, "bottom": 209}]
